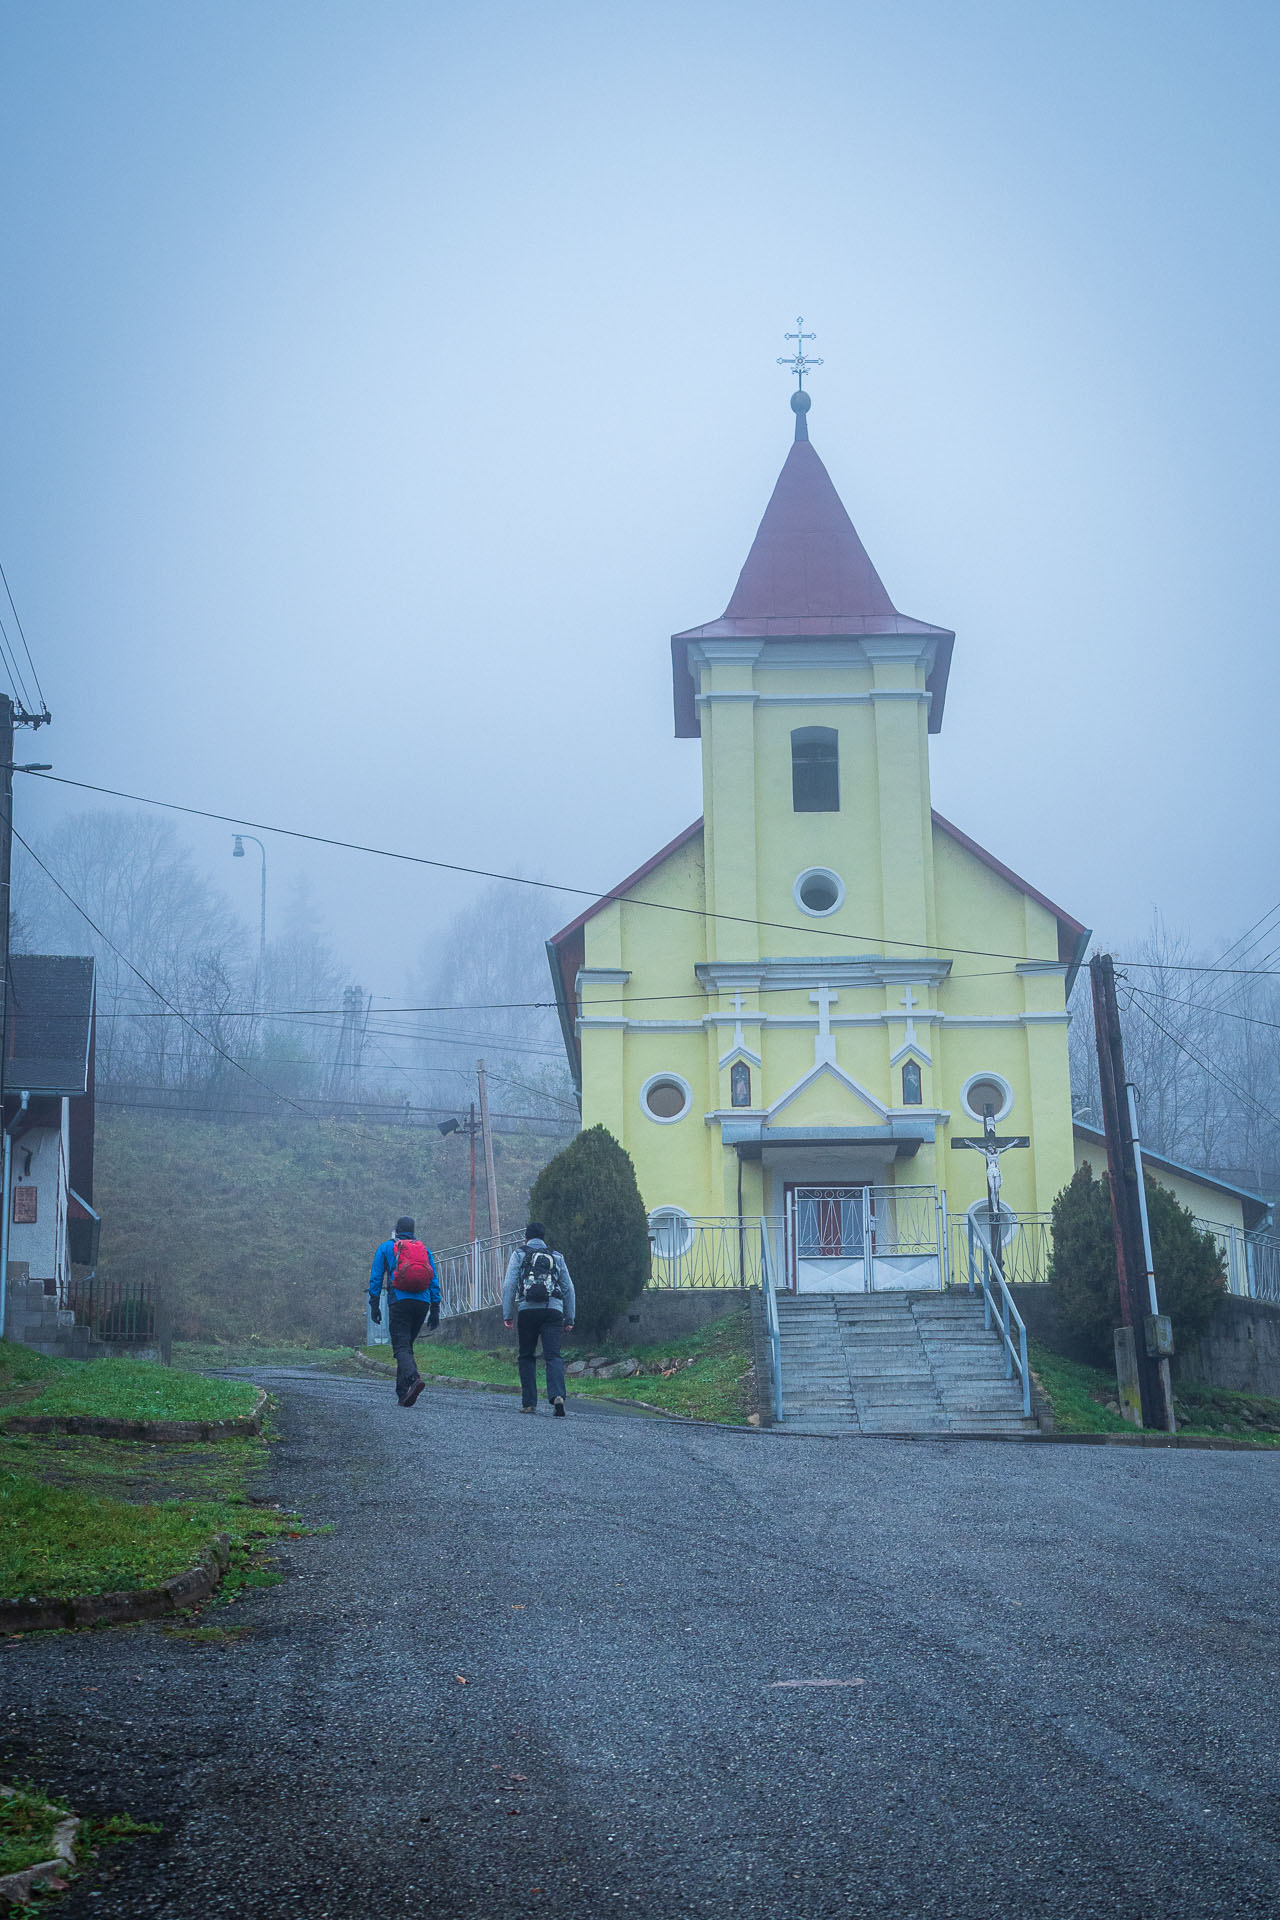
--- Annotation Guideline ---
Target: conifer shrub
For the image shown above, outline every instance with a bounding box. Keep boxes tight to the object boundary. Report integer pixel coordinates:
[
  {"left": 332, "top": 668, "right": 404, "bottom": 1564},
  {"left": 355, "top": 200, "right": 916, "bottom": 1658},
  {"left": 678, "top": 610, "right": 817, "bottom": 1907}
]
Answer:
[
  {"left": 527, "top": 1125, "right": 651, "bottom": 1336},
  {"left": 1048, "top": 1160, "right": 1227, "bottom": 1365}
]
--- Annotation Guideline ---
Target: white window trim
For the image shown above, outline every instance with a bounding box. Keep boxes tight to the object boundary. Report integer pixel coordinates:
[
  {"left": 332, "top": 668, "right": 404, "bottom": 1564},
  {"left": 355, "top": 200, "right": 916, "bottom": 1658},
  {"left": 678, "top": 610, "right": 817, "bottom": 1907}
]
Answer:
[
  {"left": 793, "top": 867, "right": 846, "bottom": 918},
  {"left": 639, "top": 1071, "right": 694, "bottom": 1125},
  {"left": 648, "top": 1206, "right": 695, "bottom": 1257},
  {"left": 960, "top": 1071, "right": 1014, "bottom": 1123}
]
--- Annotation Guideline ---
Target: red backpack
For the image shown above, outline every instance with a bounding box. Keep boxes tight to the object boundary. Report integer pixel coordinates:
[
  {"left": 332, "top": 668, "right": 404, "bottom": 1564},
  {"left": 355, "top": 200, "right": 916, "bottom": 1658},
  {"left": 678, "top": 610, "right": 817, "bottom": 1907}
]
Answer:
[{"left": 393, "top": 1238, "right": 434, "bottom": 1293}]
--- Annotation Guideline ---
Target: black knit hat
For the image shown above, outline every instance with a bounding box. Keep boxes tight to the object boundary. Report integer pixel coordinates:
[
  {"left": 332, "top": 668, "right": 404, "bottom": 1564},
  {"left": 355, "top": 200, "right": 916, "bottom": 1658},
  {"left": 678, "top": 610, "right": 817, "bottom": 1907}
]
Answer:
[{"left": 394, "top": 1216, "right": 415, "bottom": 1237}]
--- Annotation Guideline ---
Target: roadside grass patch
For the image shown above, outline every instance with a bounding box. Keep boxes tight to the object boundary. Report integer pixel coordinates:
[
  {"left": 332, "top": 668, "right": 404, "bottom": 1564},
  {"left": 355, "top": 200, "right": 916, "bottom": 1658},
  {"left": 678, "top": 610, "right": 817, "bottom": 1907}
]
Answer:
[
  {"left": 172, "top": 1340, "right": 358, "bottom": 1373},
  {"left": 365, "top": 1310, "right": 755, "bottom": 1425},
  {"left": 1, "top": 1355, "right": 258, "bottom": 1425},
  {"left": 1031, "top": 1341, "right": 1280, "bottom": 1444},
  {"left": 0, "top": 1471, "right": 292, "bottom": 1601},
  {"left": 0, "top": 1780, "right": 71, "bottom": 1879},
  {"left": 1028, "top": 1344, "right": 1131, "bottom": 1434},
  {"left": 0, "top": 1344, "right": 64, "bottom": 1394},
  {"left": 1174, "top": 1382, "right": 1280, "bottom": 1443}
]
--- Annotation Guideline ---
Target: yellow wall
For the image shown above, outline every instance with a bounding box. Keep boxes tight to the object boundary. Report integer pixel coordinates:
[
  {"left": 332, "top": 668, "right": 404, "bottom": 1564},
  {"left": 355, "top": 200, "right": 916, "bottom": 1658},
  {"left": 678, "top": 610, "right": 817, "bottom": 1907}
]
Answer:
[
  {"left": 1072, "top": 1135, "right": 1248, "bottom": 1236},
  {"left": 577, "top": 631, "right": 1081, "bottom": 1227}
]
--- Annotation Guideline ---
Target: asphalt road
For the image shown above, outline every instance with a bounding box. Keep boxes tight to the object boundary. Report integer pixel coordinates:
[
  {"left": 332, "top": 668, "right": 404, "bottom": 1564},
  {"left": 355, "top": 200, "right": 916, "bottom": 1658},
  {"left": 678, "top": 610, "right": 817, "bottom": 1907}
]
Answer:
[{"left": 5, "top": 1367, "right": 1280, "bottom": 1919}]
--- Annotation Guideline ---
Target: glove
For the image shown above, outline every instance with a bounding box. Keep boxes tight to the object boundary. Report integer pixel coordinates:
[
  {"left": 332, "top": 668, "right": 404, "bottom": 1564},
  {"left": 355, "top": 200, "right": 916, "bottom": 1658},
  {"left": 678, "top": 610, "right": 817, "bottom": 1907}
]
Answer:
[
  {"left": 427, "top": 1302, "right": 440, "bottom": 1331},
  {"left": 369, "top": 1300, "right": 382, "bottom": 1326}
]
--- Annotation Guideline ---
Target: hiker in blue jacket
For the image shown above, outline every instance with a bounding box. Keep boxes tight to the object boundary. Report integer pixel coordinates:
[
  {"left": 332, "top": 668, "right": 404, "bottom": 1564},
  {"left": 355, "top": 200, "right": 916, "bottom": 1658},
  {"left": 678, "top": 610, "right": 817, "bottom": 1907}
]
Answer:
[
  {"left": 502, "top": 1222, "right": 576, "bottom": 1416},
  {"left": 369, "top": 1215, "right": 440, "bottom": 1407}
]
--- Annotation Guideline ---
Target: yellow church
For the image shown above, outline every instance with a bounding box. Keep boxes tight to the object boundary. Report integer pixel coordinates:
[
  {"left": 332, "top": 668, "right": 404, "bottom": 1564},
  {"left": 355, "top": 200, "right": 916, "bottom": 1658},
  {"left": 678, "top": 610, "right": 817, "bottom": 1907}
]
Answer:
[{"left": 547, "top": 385, "right": 1262, "bottom": 1296}]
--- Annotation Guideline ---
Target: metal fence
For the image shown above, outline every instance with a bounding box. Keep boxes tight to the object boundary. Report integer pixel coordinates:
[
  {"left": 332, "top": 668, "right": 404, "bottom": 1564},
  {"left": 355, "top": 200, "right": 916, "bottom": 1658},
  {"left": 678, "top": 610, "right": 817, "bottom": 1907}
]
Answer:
[
  {"left": 65, "top": 1271, "right": 168, "bottom": 1349},
  {"left": 946, "top": 1213, "right": 1053, "bottom": 1289},
  {"left": 648, "top": 1215, "right": 779, "bottom": 1289}
]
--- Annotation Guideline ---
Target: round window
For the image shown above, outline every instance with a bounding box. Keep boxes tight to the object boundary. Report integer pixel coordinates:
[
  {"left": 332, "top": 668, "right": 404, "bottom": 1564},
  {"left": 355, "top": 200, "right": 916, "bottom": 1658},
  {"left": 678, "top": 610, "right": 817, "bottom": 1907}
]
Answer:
[
  {"left": 649, "top": 1207, "right": 695, "bottom": 1258},
  {"left": 640, "top": 1073, "right": 693, "bottom": 1123},
  {"left": 794, "top": 867, "right": 845, "bottom": 917},
  {"left": 961, "top": 1073, "right": 1013, "bottom": 1123}
]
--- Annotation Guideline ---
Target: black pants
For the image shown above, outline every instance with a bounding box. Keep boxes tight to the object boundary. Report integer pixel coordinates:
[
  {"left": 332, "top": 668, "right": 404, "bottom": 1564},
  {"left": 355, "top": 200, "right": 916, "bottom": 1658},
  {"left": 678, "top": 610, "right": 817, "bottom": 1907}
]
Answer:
[
  {"left": 389, "top": 1297, "right": 429, "bottom": 1400},
  {"left": 517, "top": 1308, "right": 566, "bottom": 1408}
]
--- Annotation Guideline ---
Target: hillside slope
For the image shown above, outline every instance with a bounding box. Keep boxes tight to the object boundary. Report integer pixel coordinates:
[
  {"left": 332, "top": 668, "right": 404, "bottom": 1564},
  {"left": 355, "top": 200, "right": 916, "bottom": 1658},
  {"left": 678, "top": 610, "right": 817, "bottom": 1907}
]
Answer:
[{"left": 94, "top": 1113, "right": 565, "bottom": 1344}]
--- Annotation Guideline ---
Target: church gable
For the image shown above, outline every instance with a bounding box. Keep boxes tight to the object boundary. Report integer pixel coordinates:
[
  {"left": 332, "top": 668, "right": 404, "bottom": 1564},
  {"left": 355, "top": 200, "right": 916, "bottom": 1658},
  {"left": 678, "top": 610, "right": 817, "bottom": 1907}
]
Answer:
[
  {"left": 931, "top": 811, "right": 1088, "bottom": 983},
  {"left": 767, "top": 1062, "right": 889, "bottom": 1129}
]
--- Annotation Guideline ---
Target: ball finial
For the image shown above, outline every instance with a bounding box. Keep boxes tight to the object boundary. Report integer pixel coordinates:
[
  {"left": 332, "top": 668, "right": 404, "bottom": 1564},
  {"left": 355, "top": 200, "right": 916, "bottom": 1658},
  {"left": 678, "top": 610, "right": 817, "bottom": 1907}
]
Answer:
[{"left": 790, "top": 389, "right": 811, "bottom": 416}]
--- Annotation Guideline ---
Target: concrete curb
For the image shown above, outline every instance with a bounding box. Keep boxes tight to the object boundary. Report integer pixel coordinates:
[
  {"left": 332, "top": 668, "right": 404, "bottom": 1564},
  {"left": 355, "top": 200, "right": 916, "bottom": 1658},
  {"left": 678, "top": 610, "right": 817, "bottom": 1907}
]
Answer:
[
  {"left": 0, "top": 1531, "right": 232, "bottom": 1634},
  {"left": 0, "top": 1789, "right": 81, "bottom": 1907},
  {"left": 1, "top": 1387, "right": 268, "bottom": 1443},
  {"left": 346, "top": 1359, "right": 1280, "bottom": 1449}
]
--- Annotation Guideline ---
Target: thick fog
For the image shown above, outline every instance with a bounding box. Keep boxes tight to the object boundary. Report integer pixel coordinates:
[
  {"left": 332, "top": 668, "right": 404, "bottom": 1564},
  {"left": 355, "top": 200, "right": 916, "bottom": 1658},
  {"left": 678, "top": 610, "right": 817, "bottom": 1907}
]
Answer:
[{"left": 3, "top": 1, "right": 1279, "bottom": 1110}]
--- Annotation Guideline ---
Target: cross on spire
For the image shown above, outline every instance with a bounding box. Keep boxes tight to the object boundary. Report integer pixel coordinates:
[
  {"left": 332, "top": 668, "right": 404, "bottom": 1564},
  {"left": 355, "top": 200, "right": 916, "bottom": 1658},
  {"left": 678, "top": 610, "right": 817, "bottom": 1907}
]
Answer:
[{"left": 777, "top": 317, "right": 823, "bottom": 391}]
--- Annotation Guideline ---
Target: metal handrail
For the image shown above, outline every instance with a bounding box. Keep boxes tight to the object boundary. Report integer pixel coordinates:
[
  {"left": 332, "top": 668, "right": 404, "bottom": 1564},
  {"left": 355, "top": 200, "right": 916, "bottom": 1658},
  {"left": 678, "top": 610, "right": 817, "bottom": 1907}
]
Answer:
[
  {"left": 760, "top": 1216, "right": 783, "bottom": 1424},
  {"left": 965, "top": 1214, "right": 1032, "bottom": 1418}
]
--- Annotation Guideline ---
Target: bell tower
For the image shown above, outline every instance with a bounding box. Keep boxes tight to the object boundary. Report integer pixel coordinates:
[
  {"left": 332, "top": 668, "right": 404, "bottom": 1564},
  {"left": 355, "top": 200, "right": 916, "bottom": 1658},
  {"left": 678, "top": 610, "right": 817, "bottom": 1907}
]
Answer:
[{"left": 669, "top": 381, "right": 955, "bottom": 969}]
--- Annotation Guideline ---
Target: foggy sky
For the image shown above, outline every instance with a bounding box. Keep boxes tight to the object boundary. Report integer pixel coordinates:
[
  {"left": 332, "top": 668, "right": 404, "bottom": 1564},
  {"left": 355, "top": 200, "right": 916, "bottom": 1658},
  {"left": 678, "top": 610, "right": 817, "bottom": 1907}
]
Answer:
[{"left": 3, "top": 0, "right": 1278, "bottom": 1016}]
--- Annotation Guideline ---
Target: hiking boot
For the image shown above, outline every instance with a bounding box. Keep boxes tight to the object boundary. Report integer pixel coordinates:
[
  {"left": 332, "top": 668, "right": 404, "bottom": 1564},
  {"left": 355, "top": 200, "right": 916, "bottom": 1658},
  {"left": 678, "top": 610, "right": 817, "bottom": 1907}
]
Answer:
[
  {"left": 402, "top": 1376, "right": 426, "bottom": 1408},
  {"left": 552, "top": 1397, "right": 566, "bottom": 1417},
  {"left": 520, "top": 1403, "right": 537, "bottom": 1414}
]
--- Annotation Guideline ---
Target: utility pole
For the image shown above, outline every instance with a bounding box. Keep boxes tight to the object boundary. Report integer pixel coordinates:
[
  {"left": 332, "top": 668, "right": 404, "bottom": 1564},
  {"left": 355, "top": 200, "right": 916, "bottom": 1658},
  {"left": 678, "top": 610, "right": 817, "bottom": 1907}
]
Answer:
[
  {"left": 1090, "top": 953, "right": 1175, "bottom": 1432},
  {"left": 0, "top": 694, "right": 52, "bottom": 1340},
  {"left": 468, "top": 1100, "right": 477, "bottom": 1245},
  {"left": 0, "top": 695, "right": 14, "bottom": 1131},
  {"left": 476, "top": 1059, "right": 500, "bottom": 1240}
]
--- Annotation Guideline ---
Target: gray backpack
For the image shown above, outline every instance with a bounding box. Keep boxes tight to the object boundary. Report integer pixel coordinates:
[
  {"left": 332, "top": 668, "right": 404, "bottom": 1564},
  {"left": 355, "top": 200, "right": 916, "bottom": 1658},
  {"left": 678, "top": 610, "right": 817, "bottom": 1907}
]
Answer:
[{"left": 517, "top": 1245, "right": 563, "bottom": 1306}]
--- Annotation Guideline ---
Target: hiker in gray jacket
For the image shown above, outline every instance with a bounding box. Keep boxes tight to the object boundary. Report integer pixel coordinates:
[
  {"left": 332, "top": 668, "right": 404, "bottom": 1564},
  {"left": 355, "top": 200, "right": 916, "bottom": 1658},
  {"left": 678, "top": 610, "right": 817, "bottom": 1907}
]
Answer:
[{"left": 502, "top": 1223, "right": 576, "bottom": 1416}]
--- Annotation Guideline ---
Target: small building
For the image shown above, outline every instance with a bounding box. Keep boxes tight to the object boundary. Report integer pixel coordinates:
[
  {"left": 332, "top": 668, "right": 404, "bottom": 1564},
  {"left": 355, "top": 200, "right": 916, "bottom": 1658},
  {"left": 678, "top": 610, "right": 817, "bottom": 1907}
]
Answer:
[
  {"left": 548, "top": 393, "right": 1275, "bottom": 1295},
  {"left": 2, "top": 954, "right": 99, "bottom": 1344}
]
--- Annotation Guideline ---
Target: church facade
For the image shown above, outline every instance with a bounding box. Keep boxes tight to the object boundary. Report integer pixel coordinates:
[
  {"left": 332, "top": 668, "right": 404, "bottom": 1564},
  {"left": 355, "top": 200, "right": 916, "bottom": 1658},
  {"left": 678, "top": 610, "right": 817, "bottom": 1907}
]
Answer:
[{"left": 548, "top": 393, "right": 1094, "bottom": 1290}]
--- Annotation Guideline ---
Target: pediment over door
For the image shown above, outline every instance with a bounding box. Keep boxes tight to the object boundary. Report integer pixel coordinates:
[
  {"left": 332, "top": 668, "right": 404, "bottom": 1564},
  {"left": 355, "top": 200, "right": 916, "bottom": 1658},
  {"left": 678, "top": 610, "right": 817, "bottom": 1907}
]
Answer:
[{"left": 765, "top": 1062, "right": 888, "bottom": 1131}]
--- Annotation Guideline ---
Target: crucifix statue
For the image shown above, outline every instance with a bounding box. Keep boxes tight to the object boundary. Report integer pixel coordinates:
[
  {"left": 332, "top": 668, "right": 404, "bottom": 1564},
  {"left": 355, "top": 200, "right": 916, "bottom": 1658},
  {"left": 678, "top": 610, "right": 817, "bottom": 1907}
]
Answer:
[{"left": 951, "top": 1107, "right": 1030, "bottom": 1280}]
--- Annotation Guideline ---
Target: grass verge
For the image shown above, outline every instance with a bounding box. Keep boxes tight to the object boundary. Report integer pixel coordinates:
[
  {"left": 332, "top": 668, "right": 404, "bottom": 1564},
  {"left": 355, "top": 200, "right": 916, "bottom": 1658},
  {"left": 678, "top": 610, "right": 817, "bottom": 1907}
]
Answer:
[
  {"left": 173, "top": 1340, "right": 357, "bottom": 1373},
  {"left": 0, "top": 1780, "right": 71, "bottom": 1878},
  {"left": 1, "top": 1781, "right": 161, "bottom": 1903},
  {"left": 363, "top": 1309, "right": 756, "bottom": 1425},
  {"left": 1028, "top": 1344, "right": 1131, "bottom": 1434},
  {"left": 1030, "top": 1340, "right": 1280, "bottom": 1443},
  {"left": 0, "top": 1391, "right": 298, "bottom": 1609},
  {"left": 0, "top": 1346, "right": 258, "bottom": 1425}
]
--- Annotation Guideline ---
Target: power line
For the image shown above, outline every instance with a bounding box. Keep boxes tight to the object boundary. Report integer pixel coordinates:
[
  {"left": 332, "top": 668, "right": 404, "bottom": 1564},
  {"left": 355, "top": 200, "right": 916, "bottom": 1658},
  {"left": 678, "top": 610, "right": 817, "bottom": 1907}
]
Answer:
[
  {"left": 95, "top": 1089, "right": 574, "bottom": 1126},
  {"left": 1124, "top": 983, "right": 1280, "bottom": 1037},
  {"left": 19, "top": 769, "right": 1076, "bottom": 969},
  {"left": 0, "top": 558, "right": 46, "bottom": 713},
  {"left": 1124, "top": 988, "right": 1280, "bottom": 1133},
  {"left": 12, "top": 829, "right": 316, "bottom": 1123}
]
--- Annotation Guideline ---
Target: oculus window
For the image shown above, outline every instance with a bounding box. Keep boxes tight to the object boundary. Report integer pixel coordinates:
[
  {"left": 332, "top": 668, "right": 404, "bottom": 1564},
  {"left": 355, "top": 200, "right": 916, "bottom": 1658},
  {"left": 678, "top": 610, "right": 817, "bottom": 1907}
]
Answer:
[
  {"left": 791, "top": 726, "right": 839, "bottom": 812},
  {"left": 640, "top": 1073, "right": 693, "bottom": 1123},
  {"left": 794, "top": 867, "right": 845, "bottom": 917}
]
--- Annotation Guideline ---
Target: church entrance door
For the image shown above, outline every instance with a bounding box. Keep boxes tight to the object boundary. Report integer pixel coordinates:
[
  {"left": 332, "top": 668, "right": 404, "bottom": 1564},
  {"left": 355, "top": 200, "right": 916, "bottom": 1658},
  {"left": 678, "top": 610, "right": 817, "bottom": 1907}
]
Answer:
[{"left": 785, "top": 1185, "right": 870, "bottom": 1292}]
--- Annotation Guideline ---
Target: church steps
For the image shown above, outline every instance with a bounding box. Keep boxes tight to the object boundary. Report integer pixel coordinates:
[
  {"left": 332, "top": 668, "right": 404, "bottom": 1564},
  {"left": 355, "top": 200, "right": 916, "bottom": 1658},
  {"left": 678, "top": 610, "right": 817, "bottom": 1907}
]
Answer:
[{"left": 775, "top": 1289, "right": 1038, "bottom": 1437}]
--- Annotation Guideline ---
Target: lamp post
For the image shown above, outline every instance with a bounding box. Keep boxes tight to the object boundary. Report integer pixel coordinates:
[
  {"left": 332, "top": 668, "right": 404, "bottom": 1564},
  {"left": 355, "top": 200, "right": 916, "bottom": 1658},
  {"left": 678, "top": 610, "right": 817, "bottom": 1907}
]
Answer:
[{"left": 231, "top": 835, "right": 267, "bottom": 997}]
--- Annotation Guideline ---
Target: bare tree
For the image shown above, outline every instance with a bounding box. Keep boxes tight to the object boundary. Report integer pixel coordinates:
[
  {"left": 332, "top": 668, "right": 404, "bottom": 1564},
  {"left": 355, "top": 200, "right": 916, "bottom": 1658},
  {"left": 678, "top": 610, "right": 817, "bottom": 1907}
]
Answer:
[{"left": 407, "top": 880, "right": 577, "bottom": 1123}]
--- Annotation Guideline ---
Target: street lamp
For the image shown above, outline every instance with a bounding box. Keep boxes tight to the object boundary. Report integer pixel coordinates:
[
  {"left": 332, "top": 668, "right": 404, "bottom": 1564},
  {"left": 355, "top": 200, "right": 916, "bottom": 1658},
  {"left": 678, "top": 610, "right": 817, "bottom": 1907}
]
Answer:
[
  {"left": 439, "top": 1106, "right": 481, "bottom": 1243},
  {"left": 231, "top": 834, "right": 267, "bottom": 993}
]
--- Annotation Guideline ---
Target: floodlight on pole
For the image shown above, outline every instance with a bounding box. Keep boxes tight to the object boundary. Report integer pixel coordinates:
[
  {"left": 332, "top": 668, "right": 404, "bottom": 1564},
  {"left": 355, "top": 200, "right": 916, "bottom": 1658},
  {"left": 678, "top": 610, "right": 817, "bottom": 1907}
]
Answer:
[{"left": 229, "top": 833, "right": 267, "bottom": 991}]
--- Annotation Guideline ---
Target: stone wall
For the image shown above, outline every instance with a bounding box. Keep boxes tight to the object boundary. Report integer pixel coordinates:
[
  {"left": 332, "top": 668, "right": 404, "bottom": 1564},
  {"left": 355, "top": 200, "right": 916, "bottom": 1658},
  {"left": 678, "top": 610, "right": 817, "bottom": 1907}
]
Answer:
[
  {"left": 423, "top": 1287, "right": 751, "bottom": 1354},
  {"left": 1174, "top": 1295, "right": 1280, "bottom": 1397},
  {"left": 1009, "top": 1281, "right": 1280, "bottom": 1397}
]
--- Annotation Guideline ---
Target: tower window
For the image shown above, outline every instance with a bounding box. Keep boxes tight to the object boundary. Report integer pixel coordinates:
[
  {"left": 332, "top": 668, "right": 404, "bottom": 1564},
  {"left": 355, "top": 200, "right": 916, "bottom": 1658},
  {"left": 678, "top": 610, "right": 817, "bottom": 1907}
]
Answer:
[
  {"left": 902, "top": 1060, "right": 922, "bottom": 1105},
  {"left": 791, "top": 726, "right": 839, "bottom": 812}
]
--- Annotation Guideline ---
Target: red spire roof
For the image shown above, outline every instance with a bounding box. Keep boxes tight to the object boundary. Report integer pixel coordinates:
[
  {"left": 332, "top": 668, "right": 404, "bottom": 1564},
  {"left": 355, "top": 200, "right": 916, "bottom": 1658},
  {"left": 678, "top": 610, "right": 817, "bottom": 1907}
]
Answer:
[{"left": 671, "top": 429, "right": 954, "bottom": 737}]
